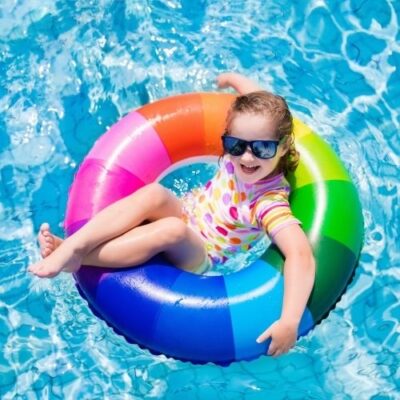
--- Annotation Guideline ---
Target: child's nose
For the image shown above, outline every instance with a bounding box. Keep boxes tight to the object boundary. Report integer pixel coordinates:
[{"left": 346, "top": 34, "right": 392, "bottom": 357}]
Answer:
[{"left": 241, "top": 146, "right": 255, "bottom": 161}]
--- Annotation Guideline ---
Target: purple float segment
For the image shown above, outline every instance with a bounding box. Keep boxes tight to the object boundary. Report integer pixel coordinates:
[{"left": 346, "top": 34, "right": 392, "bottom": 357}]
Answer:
[
  {"left": 88, "top": 111, "right": 172, "bottom": 183},
  {"left": 65, "top": 219, "right": 88, "bottom": 237},
  {"left": 64, "top": 159, "right": 145, "bottom": 229}
]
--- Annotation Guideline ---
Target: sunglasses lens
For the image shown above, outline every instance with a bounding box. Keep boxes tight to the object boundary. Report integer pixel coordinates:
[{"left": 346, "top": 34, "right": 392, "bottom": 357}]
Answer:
[
  {"left": 223, "top": 137, "right": 246, "bottom": 156},
  {"left": 252, "top": 141, "right": 277, "bottom": 159}
]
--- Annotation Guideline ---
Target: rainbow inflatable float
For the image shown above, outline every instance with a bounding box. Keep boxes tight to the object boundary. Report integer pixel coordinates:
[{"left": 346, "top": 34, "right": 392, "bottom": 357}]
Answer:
[{"left": 65, "top": 93, "right": 363, "bottom": 365}]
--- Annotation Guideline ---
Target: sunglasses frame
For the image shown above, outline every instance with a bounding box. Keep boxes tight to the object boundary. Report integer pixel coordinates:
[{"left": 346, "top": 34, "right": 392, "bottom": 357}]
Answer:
[{"left": 221, "top": 134, "right": 283, "bottom": 160}]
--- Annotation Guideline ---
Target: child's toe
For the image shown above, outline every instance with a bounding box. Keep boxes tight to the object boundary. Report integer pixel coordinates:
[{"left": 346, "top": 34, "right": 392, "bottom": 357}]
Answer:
[{"left": 40, "top": 222, "right": 50, "bottom": 232}]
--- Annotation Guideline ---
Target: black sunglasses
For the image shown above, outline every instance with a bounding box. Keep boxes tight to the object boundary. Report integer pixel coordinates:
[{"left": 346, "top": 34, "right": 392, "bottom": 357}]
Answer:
[{"left": 221, "top": 135, "right": 282, "bottom": 159}]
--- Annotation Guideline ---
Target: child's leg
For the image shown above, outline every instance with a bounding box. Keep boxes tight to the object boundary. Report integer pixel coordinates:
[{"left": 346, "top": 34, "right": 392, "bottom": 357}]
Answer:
[
  {"left": 28, "top": 183, "right": 186, "bottom": 277},
  {"left": 70, "top": 182, "right": 184, "bottom": 252},
  {"left": 83, "top": 217, "right": 206, "bottom": 272},
  {"left": 33, "top": 217, "right": 206, "bottom": 277}
]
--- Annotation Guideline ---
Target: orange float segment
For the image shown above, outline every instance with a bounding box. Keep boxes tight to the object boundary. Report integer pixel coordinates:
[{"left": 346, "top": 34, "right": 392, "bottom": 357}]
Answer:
[
  {"left": 200, "top": 93, "right": 236, "bottom": 155},
  {"left": 137, "top": 93, "right": 206, "bottom": 162}
]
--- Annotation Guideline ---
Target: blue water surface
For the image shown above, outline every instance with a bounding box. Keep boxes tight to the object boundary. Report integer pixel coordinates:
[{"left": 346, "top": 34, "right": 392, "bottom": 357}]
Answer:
[{"left": 0, "top": 0, "right": 399, "bottom": 399}]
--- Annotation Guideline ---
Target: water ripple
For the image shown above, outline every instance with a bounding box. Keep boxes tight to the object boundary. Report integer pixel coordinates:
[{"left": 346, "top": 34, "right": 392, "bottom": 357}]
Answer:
[{"left": 0, "top": 0, "right": 399, "bottom": 399}]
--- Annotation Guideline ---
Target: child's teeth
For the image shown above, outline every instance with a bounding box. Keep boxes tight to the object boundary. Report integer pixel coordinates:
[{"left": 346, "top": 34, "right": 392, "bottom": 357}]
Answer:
[{"left": 241, "top": 164, "right": 259, "bottom": 173}]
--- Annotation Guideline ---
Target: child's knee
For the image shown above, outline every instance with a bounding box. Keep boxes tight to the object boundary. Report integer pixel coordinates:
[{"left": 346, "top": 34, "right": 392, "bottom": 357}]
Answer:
[
  {"left": 159, "top": 217, "right": 187, "bottom": 245},
  {"left": 142, "top": 182, "right": 163, "bottom": 200},
  {"left": 143, "top": 183, "right": 174, "bottom": 210}
]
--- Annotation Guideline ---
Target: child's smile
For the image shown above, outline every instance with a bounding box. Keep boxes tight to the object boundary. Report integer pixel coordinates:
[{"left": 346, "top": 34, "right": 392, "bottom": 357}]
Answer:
[{"left": 240, "top": 163, "right": 260, "bottom": 174}]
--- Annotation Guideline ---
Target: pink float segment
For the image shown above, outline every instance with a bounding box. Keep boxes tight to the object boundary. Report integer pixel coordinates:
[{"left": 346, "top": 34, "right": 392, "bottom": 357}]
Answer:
[
  {"left": 65, "top": 159, "right": 145, "bottom": 231},
  {"left": 88, "top": 111, "right": 172, "bottom": 183}
]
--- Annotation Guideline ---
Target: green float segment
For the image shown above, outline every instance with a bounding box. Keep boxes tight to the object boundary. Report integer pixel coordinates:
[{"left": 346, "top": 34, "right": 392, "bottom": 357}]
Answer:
[
  {"left": 260, "top": 178, "right": 363, "bottom": 322},
  {"left": 261, "top": 236, "right": 356, "bottom": 322},
  {"left": 290, "top": 180, "right": 363, "bottom": 255},
  {"left": 288, "top": 132, "right": 352, "bottom": 190},
  {"left": 308, "top": 235, "right": 357, "bottom": 321}
]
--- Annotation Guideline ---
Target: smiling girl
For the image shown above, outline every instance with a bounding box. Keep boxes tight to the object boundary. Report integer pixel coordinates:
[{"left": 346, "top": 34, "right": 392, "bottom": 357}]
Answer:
[{"left": 29, "top": 73, "right": 315, "bottom": 357}]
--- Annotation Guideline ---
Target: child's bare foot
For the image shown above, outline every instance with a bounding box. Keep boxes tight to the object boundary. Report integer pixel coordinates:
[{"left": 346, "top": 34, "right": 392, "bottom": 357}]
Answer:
[
  {"left": 28, "top": 243, "right": 83, "bottom": 278},
  {"left": 38, "top": 223, "right": 63, "bottom": 258},
  {"left": 29, "top": 223, "right": 82, "bottom": 278}
]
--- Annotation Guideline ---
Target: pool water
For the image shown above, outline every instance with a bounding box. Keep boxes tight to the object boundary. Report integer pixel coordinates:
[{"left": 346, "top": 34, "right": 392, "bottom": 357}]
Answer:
[{"left": 1, "top": 0, "right": 399, "bottom": 399}]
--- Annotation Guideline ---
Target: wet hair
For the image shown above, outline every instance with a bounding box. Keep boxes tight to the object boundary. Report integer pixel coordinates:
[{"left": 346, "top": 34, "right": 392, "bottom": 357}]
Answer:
[{"left": 223, "top": 91, "right": 299, "bottom": 175}]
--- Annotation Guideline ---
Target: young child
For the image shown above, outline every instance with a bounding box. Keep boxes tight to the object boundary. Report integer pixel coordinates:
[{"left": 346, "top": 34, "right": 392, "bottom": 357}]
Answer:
[{"left": 29, "top": 72, "right": 315, "bottom": 357}]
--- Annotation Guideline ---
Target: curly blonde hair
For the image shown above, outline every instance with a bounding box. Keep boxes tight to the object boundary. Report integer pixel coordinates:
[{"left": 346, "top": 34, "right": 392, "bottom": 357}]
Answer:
[{"left": 224, "top": 91, "right": 299, "bottom": 175}]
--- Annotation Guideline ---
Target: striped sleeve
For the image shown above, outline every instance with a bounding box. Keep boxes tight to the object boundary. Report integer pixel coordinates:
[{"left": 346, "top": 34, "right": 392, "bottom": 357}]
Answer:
[{"left": 254, "top": 190, "right": 301, "bottom": 239}]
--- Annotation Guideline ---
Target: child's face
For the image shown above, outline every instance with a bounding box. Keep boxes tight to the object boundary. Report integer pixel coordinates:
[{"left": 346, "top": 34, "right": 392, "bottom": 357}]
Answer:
[{"left": 227, "top": 112, "right": 287, "bottom": 184}]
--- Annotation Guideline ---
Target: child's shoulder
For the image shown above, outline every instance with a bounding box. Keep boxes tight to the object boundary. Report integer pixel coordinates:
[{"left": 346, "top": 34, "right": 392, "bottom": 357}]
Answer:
[{"left": 253, "top": 174, "right": 291, "bottom": 204}]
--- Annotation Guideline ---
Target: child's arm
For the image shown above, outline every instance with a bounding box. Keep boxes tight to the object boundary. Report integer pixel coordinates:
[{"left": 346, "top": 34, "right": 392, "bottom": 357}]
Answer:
[
  {"left": 216, "top": 72, "right": 262, "bottom": 95},
  {"left": 256, "top": 224, "right": 315, "bottom": 357}
]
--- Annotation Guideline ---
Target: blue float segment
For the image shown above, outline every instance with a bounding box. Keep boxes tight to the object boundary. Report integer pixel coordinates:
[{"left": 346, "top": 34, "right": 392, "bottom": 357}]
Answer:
[
  {"left": 78, "top": 256, "right": 183, "bottom": 349},
  {"left": 153, "top": 272, "right": 235, "bottom": 364},
  {"left": 225, "top": 260, "right": 314, "bottom": 361},
  {"left": 298, "top": 309, "right": 314, "bottom": 338}
]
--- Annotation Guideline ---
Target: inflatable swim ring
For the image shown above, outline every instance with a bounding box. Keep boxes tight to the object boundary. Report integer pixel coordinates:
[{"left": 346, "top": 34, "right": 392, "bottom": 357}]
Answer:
[{"left": 65, "top": 93, "right": 363, "bottom": 365}]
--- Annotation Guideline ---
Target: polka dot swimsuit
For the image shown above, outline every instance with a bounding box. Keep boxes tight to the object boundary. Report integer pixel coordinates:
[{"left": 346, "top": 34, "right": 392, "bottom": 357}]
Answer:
[{"left": 181, "top": 156, "right": 300, "bottom": 265}]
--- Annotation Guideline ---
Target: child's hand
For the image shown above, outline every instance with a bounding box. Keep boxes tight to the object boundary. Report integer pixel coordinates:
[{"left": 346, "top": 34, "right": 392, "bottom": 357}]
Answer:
[
  {"left": 216, "top": 72, "right": 262, "bottom": 95},
  {"left": 216, "top": 73, "right": 236, "bottom": 89},
  {"left": 256, "top": 319, "right": 298, "bottom": 357}
]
